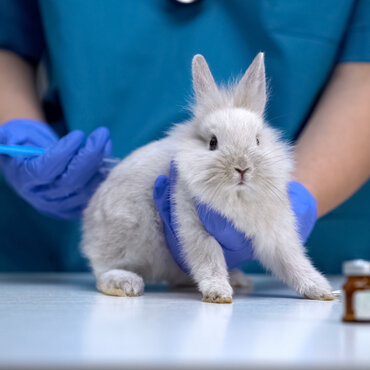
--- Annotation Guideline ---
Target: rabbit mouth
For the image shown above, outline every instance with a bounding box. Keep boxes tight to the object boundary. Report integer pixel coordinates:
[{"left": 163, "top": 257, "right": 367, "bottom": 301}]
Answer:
[
  {"left": 236, "top": 178, "right": 249, "bottom": 187},
  {"left": 236, "top": 174, "right": 251, "bottom": 186}
]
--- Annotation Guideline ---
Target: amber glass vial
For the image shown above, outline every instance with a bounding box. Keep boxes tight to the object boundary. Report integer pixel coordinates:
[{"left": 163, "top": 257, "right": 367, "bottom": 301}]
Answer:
[{"left": 342, "top": 260, "right": 370, "bottom": 322}]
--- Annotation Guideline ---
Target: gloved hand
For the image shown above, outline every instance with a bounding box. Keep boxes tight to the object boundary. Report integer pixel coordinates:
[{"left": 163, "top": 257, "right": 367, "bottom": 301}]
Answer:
[
  {"left": 0, "top": 119, "right": 112, "bottom": 220},
  {"left": 154, "top": 161, "right": 317, "bottom": 272}
]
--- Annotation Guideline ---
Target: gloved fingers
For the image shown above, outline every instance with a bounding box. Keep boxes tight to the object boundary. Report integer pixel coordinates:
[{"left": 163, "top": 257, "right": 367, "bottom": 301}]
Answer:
[
  {"left": 38, "top": 127, "right": 110, "bottom": 198},
  {"left": 32, "top": 197, "right": 84, "bottom": 220},
  {"left": 0, "top": 156, "right": 30, "bottom": 190},
  {"left": 62, "top": 127, "right": 110, "bottom": 190},
  {"left": 223, "top": 244, "right": 255, "bottom": 270},
  {"left": 153, "top": 175, "right": 172, "bottom": 226},
  {"left": 0, "top": 155, "right": 21, "bottom": 172},
  {"left": 197, "top": 202, "right": 228, "bottom": 234},
  {"left": 23, "top": 130, "right": 85, "bottom": 184},
  {"left": 0, "top": 120, "right": 58, "bottom": 174},
  {"left": 0, "top": 125, "right": 8, "bottom": 144},
  {"left": 35, "top": 172, "right": 104, "bottom": 219},
  {"left": 29, "top": 189, "right": 85, "bottom": 220},
  {"left": 153, "top": 173, "right": 182, "bottom": 243},
  {"left": 52, "top": 173, "right": 104, "bottom": 220},
  {"left": 169, "top": 160, "right": 178, "bottom": 185},
  {"left": 0, "top": 119, "right": 58, "bottom": 147},
  {"left": 288, "top": 181, "right": 317, "bottom": 243},
  {"left": 168, "top": 160, "right": 179, "bottom": 216},
  {"left": 197, "top": 201, "right": 253, "bottom": 252},
  {"left": 54, "top": 172, "right": 103, "bottom": 211},
  {"left": 17, "top": 120, "right": 59, "bottom": 147},
  {"left": 6, "top": 119, "right": 58, "bottom": 142},
  {"left": 154, "top": 173, "right": 190, "bottom": 273}
]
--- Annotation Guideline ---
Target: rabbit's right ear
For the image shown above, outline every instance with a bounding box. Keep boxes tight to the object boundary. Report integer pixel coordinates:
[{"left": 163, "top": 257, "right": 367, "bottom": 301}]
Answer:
[
  {"left": 192, "top": 55, "right": 218, "bottom": 101},
  {"left": 234, "top": 53, "right": 266, "bottom": 115}
]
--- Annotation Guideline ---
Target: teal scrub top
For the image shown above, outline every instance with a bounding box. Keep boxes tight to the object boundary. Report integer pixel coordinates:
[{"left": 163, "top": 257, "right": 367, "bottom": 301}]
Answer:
[{"left": 0, "top": 0, "right": 369, "bottom": 273}]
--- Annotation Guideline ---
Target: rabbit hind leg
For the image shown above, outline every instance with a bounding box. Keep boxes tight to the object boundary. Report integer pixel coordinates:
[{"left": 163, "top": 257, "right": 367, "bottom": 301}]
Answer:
[{"left": 229, "top": 270, "right": 254, "bottom": 291}]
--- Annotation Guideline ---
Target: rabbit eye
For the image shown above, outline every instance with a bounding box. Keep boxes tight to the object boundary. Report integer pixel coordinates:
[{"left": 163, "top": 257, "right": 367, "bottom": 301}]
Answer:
[
  {"left": 256, "top": 136, "right": 260, "bottom": 146},
  {"left": 209, "top": 135, "right": 218, "bottom": 151}
]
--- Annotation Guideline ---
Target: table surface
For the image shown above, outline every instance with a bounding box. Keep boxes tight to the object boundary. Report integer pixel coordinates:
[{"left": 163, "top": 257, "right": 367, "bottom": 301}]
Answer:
[{"left": 0, "top": 273, "right": 369, "bottom": 370}]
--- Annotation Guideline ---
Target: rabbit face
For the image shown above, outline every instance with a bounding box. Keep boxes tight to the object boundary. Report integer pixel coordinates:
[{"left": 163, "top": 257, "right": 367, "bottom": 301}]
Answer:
[
  {"left": 177, "top": 107, "right": 290, "bottom": 202},
  {"left": 174, "top": 53, "right": 292, "bottom": 203},
  {"left": 198, "top": 107, "right": 262, "bottom": 187}
]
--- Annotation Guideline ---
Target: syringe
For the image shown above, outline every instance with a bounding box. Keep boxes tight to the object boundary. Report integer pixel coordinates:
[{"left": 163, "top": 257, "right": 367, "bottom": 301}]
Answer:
[{"left": 0, "top": 144, "right": 120, "bottom": 171}]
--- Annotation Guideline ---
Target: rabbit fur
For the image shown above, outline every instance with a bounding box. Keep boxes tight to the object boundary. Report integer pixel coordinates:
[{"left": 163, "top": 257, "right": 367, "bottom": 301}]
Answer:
[{"left": 82, "top": 53, "right": 333, "bottom": 303}]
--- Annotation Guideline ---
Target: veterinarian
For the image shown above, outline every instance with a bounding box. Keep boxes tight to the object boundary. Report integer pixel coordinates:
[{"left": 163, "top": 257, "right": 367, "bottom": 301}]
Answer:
[{"left": 0, "top": 0, "right": 369, "bottom": 272}]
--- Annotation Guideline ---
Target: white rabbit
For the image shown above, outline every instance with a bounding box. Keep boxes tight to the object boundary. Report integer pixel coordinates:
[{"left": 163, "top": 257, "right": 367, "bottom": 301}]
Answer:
[{"left": 82, "top": 53, "right": 334, "bottom": 303}]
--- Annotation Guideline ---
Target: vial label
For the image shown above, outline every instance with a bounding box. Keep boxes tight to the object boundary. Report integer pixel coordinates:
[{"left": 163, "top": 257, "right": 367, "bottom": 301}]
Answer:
[{"left": 354, "top": 290, "right": 370, "bottom": 320}]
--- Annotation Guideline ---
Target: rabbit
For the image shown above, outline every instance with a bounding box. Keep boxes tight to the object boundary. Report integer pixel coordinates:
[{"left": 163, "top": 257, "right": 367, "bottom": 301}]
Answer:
[{"left": 82, "top": 53, "right": 334, "bottom": 303}]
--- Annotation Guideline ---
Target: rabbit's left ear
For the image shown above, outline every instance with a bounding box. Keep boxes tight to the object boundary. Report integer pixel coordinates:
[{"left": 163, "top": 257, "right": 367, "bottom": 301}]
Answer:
[{"left": 234, "top": 53, "right": 266, "bottom": 115}]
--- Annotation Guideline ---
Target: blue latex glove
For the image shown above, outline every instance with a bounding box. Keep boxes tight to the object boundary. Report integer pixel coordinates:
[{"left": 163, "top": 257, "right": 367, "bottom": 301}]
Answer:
[
  {"left": 0, "top": 119, "right": 112, "bottom": 220},
  {"left": 154, "top": 161, "right": 317, "bottom": 272}
]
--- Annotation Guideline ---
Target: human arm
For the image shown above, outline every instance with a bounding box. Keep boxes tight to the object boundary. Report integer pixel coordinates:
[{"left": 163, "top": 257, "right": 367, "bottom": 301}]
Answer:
[
  {"left": 0, "top": 50, "right": 44, "bottom": 124},
  {"left": 294, "top": 63, "right": 370, "bottom": 217},
  {"left": 0, "top": 50, "right": 112, "bottom": 219}
]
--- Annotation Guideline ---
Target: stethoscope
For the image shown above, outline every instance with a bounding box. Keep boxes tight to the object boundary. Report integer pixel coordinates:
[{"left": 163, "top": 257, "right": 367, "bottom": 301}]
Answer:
[{"left": 175, "top": 0, "right": 199, "bottom": 4}]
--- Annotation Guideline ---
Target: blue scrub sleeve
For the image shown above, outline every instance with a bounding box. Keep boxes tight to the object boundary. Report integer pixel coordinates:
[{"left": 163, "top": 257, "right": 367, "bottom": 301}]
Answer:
[
  {"left": 0, "top": 0, "right": 45, "bottom": 65},
  {"left": 337, "top": 0, "right": 370, "bottom": 63}
]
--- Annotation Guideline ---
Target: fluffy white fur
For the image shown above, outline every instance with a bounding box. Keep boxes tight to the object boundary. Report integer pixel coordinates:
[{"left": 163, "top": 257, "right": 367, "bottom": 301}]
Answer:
[{"left": 82, "top": 53, "right": 334, "bottom": 303}]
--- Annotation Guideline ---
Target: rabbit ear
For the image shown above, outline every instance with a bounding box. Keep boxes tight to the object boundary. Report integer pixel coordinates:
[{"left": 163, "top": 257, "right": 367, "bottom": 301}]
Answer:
[
  {"left": 234, "top": 53, "right": 266, "bottom": 115},
  {"left": 192, "top": 54, "right": 218, "bottom": 100}
]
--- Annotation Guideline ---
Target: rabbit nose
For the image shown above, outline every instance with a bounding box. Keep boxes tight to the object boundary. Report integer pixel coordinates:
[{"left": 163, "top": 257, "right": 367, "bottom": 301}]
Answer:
[{"left": 234, "top": 167, "right": 250, "bottom": 175}]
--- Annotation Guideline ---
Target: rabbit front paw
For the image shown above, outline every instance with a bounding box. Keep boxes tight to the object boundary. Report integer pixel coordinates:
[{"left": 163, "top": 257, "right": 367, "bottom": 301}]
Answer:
[
  {"left": 299, "top": 274, "right": 335, "bottom": 301},
  {"left": 199, "top": 279, "right": 233, "bottom": 304},
  {"left": 97, "top": 269, "right": 144, "bottom": 297}
]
